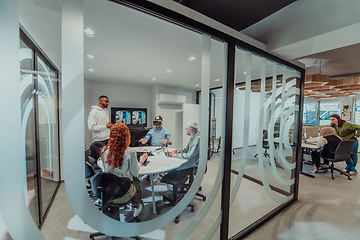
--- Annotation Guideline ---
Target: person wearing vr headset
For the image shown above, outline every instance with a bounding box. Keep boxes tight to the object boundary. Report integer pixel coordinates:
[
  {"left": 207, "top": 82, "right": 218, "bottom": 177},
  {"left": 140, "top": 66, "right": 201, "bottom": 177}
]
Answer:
[{"left": 139, "top": 116, "right": 172, "bottom": 146}]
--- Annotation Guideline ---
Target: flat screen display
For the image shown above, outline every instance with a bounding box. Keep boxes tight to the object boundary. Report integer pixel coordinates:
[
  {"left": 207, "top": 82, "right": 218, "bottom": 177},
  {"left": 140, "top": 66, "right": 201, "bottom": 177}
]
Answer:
[{"left": 111, "top": 107, "right": 147, "bottom": 128}]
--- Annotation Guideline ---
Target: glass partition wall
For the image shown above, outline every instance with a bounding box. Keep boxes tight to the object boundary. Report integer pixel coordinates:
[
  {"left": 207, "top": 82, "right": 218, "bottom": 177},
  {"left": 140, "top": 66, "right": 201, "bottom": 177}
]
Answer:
[
  {"left": 229, "top": 48, "right": 301, "bottom": 238},
  {"left": 1, "top": 0, "right": 304, "bottom": 239},
  {"left": 20, "top": 30, "right": 61, "bottom": 228}
]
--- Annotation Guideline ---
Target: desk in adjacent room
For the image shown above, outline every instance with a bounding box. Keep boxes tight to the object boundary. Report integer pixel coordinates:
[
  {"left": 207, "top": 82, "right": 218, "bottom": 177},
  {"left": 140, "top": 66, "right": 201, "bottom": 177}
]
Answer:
[{"left": 301, "top": 142, "right": 319, "bottom": 178}]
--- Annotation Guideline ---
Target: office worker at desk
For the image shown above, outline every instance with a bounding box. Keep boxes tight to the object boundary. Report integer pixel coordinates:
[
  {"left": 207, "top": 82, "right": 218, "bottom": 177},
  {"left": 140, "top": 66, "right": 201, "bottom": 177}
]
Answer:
[
  {"left": 311, "top": 127, "right": 341, "bottom": 173},
  {"left": 330, "top": 114, "right": 360, "bottom": 175},
  {"left": 170, "top": 121, "right": 200, "bottom": 159},
  {"left": 99, "top": 122, "right": 148, "bottom": 219},
  {"left": 139, "top": 116, "right": 172, "bottom": 146}
]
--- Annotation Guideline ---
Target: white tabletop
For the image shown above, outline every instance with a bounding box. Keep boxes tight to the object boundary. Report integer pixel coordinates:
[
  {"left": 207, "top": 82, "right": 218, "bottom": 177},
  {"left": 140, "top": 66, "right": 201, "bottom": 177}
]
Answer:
[
  {"left": 301, "top": 143, "right": 319, "bottom": 149},
  {"left": 133, "top": 146, "right": 187, "bottom": 175}
]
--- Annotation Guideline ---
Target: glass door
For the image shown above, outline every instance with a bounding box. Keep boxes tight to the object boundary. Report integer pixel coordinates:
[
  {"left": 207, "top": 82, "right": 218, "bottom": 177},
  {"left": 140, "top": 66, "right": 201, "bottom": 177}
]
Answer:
[
  {"left": 20, "top": 31, "right": 61, "bottom": 227},
  {"left": 20, "top": 39, "right": 40, "bottom": 226},
  {"left": 36, "top": 56, "right": 60, "bottom": 217}
]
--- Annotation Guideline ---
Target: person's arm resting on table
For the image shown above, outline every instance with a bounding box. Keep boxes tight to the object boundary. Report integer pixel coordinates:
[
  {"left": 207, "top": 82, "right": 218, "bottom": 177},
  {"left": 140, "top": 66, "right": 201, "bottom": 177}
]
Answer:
[
  {"left": 316, "top": 137, "right": 327, "bottom": 149},
  {"left": 162, "top": 129, "right": 172, "bottom": 145},
  {"left": 176, "top": 138, "right": 199, "bottom": 159}
]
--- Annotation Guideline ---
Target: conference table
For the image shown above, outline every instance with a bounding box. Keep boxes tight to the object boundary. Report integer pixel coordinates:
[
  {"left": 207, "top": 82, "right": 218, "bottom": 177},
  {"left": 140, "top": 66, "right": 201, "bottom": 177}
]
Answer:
[
  {"left": 136, "top": 146, "right": 187, "bottom": 214},
  {"left": 271, "top": 137, "right": 320, "bottom": 178}
]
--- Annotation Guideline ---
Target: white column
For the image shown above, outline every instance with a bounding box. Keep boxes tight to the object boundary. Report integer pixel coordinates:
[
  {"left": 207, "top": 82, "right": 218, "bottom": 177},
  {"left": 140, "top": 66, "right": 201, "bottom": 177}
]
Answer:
[{"left": 0, "top": 0, "right": 46, "bottom": 239}]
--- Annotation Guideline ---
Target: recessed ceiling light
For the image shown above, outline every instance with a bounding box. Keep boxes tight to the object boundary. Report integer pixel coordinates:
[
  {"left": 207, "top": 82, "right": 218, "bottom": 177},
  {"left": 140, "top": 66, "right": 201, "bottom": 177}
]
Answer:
[
  {"left": 87, "top": 54, "right": 94, "bottom": 60},
  {"left": 214, "top": 79, "right": 220, "bottom": 82},
  {"left": 166, "top": 70, "right": 172, "bottom": 73},
  {"left": 188, "top": 56, "right": 196, "bottom": 61},
  {"left": 84, "top": 28, "right": 94, "bottom": 37},
  {"left": 244, "top": 72, "right": 247, "bottom": 74},
  {"left": 152, "top": 78, "right": 157, "bottom": 81},
  {"left": 195, "top": 84, "right": 200, "bottom": 87},
  {"left": 89, "top": 68, "right": 94, "bottom": 72}
]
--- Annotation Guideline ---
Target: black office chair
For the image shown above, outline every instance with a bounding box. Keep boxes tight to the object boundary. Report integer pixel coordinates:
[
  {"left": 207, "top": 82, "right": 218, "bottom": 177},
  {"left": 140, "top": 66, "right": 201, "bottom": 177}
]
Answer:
[
  {"left": 90, "top": 141, "right": 107, "bottom": 161},
  {"left": 159, "top": 152, "right": 206, "bottom": 223},
  {"left": 322, "top": 140, "right": 354, "bottom": 180},
  {"left": 255, "top": 130, "right": 270, "bottom": 158},
  {"left": 89, "top": 172, "right": 140, "bottom": 240},
  {"left": 85, "top": 162, "right": 96, "bottom": 196}
]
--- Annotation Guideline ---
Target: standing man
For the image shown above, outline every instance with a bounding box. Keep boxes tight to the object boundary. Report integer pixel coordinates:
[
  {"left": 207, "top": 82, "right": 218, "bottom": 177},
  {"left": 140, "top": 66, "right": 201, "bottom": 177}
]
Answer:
[
  {"left": 88, "top": 96, "right": 113, "bottom": 159},
  {"left": 139, "top": 116, "right": 172, "bottom": 146},
  {"left": 170, "top": 121, "right": 200, "bottom": 159}
]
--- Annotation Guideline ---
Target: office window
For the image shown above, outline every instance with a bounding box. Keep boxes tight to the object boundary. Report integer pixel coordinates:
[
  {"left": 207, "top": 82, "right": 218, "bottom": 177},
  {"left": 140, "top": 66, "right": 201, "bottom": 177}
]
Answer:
[
  {"left": 303, "top": 102, "right": 317, "bottom": 124},
  {"left": 318, "top": 101, "right": 339, "bottom": 125},
  {"left": 355, "top": 100, "right": 360, "bottom": 125}
]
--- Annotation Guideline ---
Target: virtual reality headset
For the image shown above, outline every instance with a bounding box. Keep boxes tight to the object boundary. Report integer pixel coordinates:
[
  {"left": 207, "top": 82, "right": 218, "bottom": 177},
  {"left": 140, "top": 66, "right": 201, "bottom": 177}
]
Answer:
[
  {"left": 153, "top": 120, "right": 163, "bottom": 126},
  {"left": 153, "top": 116, "right": 163, "bottom": 126}
]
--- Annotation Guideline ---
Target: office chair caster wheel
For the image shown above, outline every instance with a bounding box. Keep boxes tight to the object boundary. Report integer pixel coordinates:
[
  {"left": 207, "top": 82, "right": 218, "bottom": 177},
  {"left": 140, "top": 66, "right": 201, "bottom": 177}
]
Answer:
[
  {"left": 175, "top": 216, "right": 179, "bottom": 223},
  {"left": 198, "top": 186, "right": 202, "bottom": 191},
  {"left": 202, "top": 196, "right": 206, "bottom": 201},
  {"left": 191, "top": 206, "right": 195, "bottom": 212}
]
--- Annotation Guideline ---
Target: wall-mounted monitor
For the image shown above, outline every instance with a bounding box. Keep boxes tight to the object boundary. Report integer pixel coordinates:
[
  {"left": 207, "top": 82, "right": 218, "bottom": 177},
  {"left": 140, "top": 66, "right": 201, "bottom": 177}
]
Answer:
[{"left": 111, "top": 107, "right": 147, "bottom": 128}]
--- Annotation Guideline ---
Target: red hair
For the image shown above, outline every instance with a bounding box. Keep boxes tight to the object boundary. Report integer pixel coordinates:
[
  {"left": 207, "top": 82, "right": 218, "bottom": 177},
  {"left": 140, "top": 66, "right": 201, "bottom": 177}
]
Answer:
[{"left": 100, "top": 122, "right": 131, "bottom": 169}]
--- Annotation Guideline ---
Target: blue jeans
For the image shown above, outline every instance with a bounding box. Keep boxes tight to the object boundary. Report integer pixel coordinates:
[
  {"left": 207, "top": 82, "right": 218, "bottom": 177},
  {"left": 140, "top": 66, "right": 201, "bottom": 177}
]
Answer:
[{"left": 345, "top": 138, "right": 358, "bottom": 173}]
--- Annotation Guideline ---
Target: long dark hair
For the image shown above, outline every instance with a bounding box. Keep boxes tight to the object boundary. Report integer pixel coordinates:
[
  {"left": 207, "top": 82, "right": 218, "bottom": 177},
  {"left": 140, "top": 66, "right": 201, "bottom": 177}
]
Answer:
[{"left": 330, "top": 114, "right": 346, "bottom": 128}]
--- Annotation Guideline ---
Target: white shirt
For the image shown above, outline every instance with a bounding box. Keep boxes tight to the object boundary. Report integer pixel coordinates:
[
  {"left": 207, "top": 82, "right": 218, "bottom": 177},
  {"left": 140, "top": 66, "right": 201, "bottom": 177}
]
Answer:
[{"left": 87, "top": 106, "right": 110, "bottom": 141}]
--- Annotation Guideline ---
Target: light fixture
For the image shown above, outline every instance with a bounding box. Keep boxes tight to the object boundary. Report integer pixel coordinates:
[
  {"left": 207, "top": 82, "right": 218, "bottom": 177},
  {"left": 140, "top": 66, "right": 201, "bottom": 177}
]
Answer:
[
  {"left": 188, "top": 56, "right": 196, "bottom": 61},
  {"left": 88, "top": 68, "right": 94, "bottom": 72},
  {"left": 84, "top": 28, "right": 94, "bottom": 37},
  {"left": 195, "top": 84, "right": 200, "bottom": 87},
  {"left": 152, "top": 78, "right": 156, "bottom": 81},
  {"left": 244, "top": 72, "right": 247, "bottom": 74},
  {"left": 214, "top": 79, "right": 220, "bottom": 82},
  {"left": 87, "top": 54, "right": 94, "bottom": 60},
  {"left": 166, "top": 70, "right": 171, "bottom": 73}
]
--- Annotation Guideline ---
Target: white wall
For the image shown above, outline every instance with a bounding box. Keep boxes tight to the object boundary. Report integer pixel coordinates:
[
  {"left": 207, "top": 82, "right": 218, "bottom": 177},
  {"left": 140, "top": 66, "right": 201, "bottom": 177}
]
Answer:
[
  {"left": 212, "top": 88, "right": 261, "bottom": 148},
  {"left": 153, "top": 86, "right": 197, "bottom": 149},
  {"left": 84, "top": 80, "right": 152, "bottom": 146}
]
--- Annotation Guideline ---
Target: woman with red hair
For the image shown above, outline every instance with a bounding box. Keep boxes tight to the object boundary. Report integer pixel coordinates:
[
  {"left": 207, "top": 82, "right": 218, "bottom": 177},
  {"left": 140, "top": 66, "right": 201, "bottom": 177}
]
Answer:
[{"left": 99, "top": 122, "right": 147, "bottom": 218}]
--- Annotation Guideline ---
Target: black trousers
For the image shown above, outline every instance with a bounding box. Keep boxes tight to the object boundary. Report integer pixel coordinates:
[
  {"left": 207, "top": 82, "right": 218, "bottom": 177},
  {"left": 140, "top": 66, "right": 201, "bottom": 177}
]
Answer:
[{"left": 311, "top": 150, "right": 329, "bottom": 168}]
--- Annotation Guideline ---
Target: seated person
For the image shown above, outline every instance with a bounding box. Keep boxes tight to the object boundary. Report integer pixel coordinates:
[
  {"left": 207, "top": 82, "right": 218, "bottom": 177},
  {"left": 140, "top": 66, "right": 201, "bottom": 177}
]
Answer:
[
  {"left": 139, "top": 116, "right": 172, "bottom": 146},
  {"left": 170, "top": 121, "right": 200, "bottom": 159},
  {"left": 99, "top": 122, "right": 148, "bottom": 219},
  {"left": 311, "top": 127, "right": 342, "bottom": 173}
]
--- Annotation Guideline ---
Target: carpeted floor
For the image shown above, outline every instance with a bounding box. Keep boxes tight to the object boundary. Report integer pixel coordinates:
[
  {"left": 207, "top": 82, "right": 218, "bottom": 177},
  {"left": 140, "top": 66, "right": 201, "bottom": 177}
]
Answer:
[{"left": 244, "top": 155, "right": 360, "bottom": 240}]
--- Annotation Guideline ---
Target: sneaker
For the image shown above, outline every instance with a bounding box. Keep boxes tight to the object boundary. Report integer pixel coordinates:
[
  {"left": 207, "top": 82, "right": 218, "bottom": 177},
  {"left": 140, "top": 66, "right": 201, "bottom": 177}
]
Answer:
[
  {"left": 349, "top": 171, "right": 357, "bottom": 176},
  {"left": 342, "top": 169, "right": 348, "bottom": 173},
  {"left": 133, "top": 203, "right": 143, "bottom": 217}
]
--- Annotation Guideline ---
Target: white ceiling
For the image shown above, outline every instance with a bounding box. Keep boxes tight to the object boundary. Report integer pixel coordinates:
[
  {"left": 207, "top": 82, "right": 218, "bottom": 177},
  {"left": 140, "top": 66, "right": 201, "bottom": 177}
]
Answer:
[
  {"left": 242, "top": 0, "right": 360, "bottom": 78},
  {"left": 19, "top": 0, "right": 360, "bottom": 91}
]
